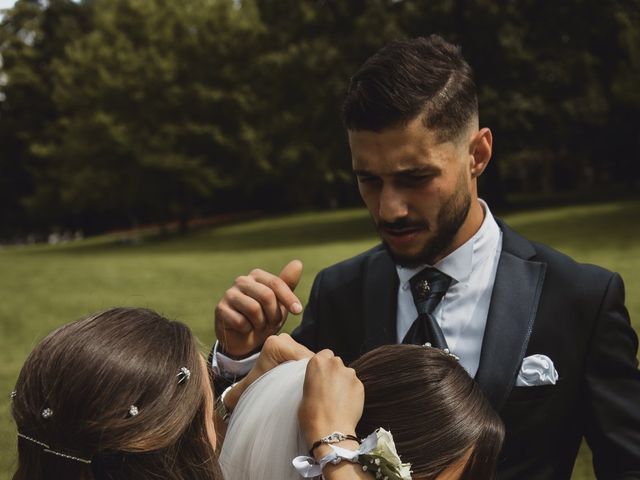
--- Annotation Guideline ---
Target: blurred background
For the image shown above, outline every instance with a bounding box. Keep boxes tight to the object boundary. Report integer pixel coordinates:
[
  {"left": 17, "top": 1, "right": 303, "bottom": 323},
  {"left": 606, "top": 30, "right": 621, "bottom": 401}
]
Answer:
[{"left": 1, "top": 0, "right": 639, "bottom": 478}]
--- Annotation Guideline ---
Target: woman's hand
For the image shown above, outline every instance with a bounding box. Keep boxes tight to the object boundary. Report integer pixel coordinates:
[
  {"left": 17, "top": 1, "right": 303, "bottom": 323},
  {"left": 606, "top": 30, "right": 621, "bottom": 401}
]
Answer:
[
  {"left": 298, "top": 351, "right": 372, "bottom": 479},
  {"left": 224, "top": 333, "right": 312, "bottom": 410},
  {"left": 298, "top": 350, "right": 364, "bottom": 451}
]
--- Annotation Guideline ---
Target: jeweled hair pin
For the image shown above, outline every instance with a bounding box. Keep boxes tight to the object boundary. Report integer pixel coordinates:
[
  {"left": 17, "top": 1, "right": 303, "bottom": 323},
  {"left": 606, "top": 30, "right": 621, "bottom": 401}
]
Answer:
[
  {"left": 177, "top": 366, "right": 191, "bottom": 384},
  {"left": 423, "top": 342, "right": 460, "bottom": 361}
]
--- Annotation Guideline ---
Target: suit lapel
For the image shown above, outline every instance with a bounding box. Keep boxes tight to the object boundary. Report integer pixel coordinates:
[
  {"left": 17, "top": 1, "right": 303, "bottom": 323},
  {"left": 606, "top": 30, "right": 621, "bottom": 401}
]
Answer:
[
  {"left": 475, "top": 221, "right": 547, "bottom": 411},
  {"left": 362, "top": 246, "right": 398, "bottom": 353}
]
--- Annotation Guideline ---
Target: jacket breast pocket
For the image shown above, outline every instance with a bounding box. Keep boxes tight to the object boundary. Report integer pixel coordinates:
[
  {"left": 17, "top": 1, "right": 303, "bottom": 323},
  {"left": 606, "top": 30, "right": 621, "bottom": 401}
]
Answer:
[
  {"left": 501, "top": 381, "right": 570, "bottom": 439},
  {"left": 507, "top": 384, "right": 558, "bottom": 402}
]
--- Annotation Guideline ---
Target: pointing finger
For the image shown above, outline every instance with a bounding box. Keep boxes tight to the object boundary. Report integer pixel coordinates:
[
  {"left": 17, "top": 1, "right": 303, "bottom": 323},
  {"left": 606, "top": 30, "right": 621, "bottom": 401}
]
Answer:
[{"left": 252, "top": 268, "right": 303, "bottom": 316}]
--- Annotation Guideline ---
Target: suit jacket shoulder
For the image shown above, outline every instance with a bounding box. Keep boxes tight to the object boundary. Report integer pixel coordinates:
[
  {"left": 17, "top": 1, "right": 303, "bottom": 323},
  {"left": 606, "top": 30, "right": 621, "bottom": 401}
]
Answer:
[{"left": 499, "top": 218, "right": 616, "bottom": 296}]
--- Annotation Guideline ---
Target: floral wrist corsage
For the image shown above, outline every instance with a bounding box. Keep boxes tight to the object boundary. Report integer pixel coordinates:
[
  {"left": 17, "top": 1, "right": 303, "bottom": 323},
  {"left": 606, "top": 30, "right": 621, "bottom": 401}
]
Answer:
[{"left": 292, "top": 428, "right": 412, "bottom": 480}]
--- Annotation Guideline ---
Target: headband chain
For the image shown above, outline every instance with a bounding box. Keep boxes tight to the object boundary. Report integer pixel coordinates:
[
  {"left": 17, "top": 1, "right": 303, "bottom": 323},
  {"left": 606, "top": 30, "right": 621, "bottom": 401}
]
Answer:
[
  {"left": 17, "top": 432, "right": 49, "bottom": 448},
  {"left": 18, "top": 432, "right": 92, "bottom": 464},
  {"left": 43, "top": 448, "right": 92, "bottom": 464}
]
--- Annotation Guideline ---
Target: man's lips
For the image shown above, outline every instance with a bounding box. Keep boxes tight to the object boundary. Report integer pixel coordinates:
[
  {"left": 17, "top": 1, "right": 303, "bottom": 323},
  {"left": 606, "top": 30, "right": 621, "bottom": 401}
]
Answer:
[
  {"left": 380, "top": 226, "right": 426, "bottom": 249},
  {"left": 382, "top": 226, "right": 425, "bottom": 236}
]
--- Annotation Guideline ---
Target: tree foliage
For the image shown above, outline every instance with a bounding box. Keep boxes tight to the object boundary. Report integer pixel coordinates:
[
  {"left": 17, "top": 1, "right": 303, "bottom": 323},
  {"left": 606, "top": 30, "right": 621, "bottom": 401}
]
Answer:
[{"left": 1, "top": 0, "right": 638, "bottom": 238}]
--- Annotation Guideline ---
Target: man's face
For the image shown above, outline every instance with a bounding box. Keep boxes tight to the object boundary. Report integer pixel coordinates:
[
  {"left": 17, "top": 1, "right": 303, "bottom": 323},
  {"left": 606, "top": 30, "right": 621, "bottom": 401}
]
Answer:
[{"left": 350, "top": 117, "right": 474, "bottom": 267}]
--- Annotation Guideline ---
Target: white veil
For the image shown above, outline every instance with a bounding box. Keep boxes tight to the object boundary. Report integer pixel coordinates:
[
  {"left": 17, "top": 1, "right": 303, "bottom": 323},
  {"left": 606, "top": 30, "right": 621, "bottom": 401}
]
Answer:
[{"left": 219, "top": 359, "right": 309, "bottom": 480}]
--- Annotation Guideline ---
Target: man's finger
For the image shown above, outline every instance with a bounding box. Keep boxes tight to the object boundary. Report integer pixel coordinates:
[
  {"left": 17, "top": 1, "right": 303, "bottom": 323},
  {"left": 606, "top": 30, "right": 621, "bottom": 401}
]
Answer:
[
  {"left": 280, "top": 260, "right": 304, "bottom": 314},
  {"left": 279, "top": 259, "right": 303, "bottom": 290},
  {"left": 235, "top": 280, "right": 281, "bottom": 326},
  {"left": 252, "top": 268, "right": 303, "bottom": 316},
  {"left": 225, "top": 290, "right": 267, "bottom": 331},
  {"left": 215, "top": 304, "right": 254, "bottom": 334}
]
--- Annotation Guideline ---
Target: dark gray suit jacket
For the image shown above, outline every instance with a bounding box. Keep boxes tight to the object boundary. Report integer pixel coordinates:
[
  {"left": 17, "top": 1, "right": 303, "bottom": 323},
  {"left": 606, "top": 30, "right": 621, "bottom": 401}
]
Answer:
[{"left": 291, "top": 219, "right": 640, "bottom": 479}]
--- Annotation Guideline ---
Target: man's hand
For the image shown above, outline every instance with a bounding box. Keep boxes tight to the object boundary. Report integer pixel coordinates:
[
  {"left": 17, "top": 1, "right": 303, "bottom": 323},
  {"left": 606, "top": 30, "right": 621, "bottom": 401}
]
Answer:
[
  {"left": 298, "top": 350, "right": 365, "bottom": 451},
  {"left": 224, "top": 333, "right": 313, "bottom": 411},
  {"left": 215, "top": 260, "right": 304, "bottom": 358}
]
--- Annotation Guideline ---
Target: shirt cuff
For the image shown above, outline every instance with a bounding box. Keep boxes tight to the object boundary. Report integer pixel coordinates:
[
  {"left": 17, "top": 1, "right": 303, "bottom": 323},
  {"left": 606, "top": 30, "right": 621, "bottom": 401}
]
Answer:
[{"left": 211, "top": 341, "right": 258, "bottom": 379}]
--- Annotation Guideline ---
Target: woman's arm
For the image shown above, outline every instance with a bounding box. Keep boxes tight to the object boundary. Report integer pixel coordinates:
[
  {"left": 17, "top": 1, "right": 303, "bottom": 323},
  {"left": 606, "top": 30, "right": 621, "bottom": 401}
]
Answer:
[{"left": 298, "top": 350, "right": 375, "bottom": 480}]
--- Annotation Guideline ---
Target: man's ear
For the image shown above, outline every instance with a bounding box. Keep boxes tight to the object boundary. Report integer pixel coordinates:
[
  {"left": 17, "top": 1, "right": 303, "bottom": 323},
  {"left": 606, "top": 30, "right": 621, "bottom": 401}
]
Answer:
[{"left": 468, "top": 128, "right": 492, "bottom": 178}]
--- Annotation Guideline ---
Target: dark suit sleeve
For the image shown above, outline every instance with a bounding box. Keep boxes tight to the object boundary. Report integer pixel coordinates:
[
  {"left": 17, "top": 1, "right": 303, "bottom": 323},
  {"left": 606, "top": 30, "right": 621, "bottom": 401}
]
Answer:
[
  {"left": 584, "top": 272, "right": 640, "bottom": 479},
  {"left": 291, "top": 269, "right": 322, "bottom": 352}
]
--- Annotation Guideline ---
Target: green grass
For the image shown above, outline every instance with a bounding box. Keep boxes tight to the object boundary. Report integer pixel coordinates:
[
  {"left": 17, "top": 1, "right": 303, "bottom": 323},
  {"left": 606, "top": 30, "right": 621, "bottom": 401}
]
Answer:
[{"left": 1, "top": 200, "right": 639, "bottom": 479}]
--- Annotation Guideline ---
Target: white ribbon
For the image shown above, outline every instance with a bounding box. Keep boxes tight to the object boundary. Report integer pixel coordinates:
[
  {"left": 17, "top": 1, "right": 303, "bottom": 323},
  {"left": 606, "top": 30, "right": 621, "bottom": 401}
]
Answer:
[{"left": 292, "top": 431, "right": 378, "bottom": 478}]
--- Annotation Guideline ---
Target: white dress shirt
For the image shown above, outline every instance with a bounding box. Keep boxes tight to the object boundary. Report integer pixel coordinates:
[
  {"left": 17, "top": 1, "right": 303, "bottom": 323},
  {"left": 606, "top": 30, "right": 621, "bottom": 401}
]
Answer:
[
  {"left": 213, "top": 200, "right": 502, "bottom": 379},
  {"left": 396, "top": 200, "right": 502, "bottom": 376}
]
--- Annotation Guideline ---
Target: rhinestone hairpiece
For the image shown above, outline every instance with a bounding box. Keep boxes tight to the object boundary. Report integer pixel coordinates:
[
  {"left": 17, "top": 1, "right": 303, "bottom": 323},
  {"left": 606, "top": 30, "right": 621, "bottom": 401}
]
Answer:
[
  {"left": 17, "top": 432, "right": 49, "bottom": 448},
  {"left": 129, "top": 405, "right": 139, "bottom": 417},
  {"left": 423, "top": 343, "right": 460, "bottom": 361},
  {"left": 41, "top": 408, "right": 53, "bottom": 419},
  {"left": 18, "top": 432, "right": 92, "bottom": 464},
  {"left": 43, "top": 447, "right": 92, "bottom": 464},
  {"left": 177, "top": 366, "right": 191, "bottom": 384},
  {"left": 10, "top": 390, "right": 17, "bottom": 399}
]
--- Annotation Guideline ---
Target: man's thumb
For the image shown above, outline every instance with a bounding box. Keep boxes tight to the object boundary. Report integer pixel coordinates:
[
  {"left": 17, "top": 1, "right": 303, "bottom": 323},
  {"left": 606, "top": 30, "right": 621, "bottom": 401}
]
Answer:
[{"left": 279, "top": 259, "right": 303, "bottom": 291}]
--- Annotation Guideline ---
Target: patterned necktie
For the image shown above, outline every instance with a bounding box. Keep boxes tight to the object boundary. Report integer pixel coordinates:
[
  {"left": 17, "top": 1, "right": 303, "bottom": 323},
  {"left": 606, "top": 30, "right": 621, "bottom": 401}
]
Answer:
[{"left": 402, "top": 268, "right": 452, "bottom": 348}]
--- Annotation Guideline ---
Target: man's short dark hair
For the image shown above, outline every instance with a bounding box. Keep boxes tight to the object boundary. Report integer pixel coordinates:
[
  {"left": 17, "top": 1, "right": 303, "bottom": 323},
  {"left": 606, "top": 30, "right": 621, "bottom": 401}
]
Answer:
[{"left": 342, "top": 35, "right": 478, "bottom": 142}]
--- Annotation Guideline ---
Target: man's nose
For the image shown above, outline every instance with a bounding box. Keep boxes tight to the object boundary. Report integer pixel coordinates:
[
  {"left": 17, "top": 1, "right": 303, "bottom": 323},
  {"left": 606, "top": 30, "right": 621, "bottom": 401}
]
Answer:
[{"left": 378, "top": 185, "right": 408, "bottom": 221}]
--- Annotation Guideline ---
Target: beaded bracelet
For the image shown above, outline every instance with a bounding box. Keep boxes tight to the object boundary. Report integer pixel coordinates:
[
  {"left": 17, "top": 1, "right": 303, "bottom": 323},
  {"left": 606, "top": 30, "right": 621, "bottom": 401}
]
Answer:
[{"left": 309, "top": 431, "right": 359, "bottom": 456}]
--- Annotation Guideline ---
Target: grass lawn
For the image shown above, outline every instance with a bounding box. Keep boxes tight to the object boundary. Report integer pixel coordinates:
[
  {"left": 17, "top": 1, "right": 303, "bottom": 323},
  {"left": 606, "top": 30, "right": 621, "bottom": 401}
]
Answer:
[{"left": 1, "top": 199, "right": 639, "bottom": 479}]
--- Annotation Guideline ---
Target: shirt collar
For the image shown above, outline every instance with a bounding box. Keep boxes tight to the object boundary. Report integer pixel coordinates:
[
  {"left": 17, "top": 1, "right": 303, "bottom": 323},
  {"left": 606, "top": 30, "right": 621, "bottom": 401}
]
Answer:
[{"left": 395, "top": 199, "right": 500, "bottom": 285}]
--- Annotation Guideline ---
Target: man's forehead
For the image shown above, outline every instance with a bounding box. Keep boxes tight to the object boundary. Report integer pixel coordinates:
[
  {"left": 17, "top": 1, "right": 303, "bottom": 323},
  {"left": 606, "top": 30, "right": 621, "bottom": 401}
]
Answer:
[{"left": 349, "top": 126, "right": 455, "bottom": 172}]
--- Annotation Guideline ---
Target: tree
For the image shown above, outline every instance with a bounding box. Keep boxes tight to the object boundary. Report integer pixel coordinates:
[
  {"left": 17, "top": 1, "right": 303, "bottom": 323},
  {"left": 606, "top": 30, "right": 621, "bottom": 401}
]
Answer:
[
  {"left": 0, "top": 0, "right": 91, "bottom": 237},
  {"left": 25, "top": 0, "right": 263, "bottom": 233}
]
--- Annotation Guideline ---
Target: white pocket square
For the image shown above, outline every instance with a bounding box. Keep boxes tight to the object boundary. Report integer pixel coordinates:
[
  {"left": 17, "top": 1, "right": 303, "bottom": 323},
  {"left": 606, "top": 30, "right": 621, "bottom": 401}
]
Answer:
[{"left": 516, "top": 354, "right": 559, "bottom": 387}]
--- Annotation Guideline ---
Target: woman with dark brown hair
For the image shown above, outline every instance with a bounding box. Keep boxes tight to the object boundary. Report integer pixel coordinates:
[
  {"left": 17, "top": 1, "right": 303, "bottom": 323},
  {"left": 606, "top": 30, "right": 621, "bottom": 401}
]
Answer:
[
  {"left": 221, "top": 344, "right": 504, "bottom": 480},
  {"left": 11, "top": 307, "right": 223, "bottom": 479},
  {"left": 10, "top": 307, "right": 320, "bottom": 480},
  {"left": 352, "top": 345, "right": 505, "bottom": 479}
]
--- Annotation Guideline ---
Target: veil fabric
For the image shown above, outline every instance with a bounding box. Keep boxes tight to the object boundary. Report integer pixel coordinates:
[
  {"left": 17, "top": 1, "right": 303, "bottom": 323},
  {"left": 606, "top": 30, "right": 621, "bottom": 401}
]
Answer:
[{"left": 219, "top": 359, "right": 309, "bottom": 480}]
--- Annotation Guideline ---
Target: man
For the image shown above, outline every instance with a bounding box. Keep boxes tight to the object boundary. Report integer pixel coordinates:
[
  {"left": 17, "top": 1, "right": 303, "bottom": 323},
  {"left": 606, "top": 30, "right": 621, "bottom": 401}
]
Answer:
[{"left": 213, "top": 36, "right": 640, "bottom": 479}]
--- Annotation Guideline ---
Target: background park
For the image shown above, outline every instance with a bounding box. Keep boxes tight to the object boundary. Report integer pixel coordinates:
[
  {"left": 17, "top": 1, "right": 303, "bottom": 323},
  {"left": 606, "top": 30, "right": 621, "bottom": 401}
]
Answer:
[{"left": 1, "top": 0, "right": 639, "bottom": 478}]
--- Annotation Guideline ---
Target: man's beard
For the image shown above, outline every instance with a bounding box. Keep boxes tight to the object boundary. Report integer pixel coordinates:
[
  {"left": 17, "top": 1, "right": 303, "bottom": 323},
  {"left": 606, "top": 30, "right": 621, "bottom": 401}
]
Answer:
[{"left": 378, "top": 182, "right": 471, "bottom": 268}]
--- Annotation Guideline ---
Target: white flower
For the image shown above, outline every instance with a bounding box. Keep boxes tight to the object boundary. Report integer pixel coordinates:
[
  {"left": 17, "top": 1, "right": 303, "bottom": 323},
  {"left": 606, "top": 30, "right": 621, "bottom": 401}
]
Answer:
[{"left": 371, "top": 428, "right": 412, "bottom": 480}]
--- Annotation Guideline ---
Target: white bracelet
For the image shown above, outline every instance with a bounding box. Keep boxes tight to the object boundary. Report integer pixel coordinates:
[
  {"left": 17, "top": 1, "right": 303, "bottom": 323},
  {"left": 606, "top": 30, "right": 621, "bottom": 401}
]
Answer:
[{"left": 293, "top": 444, "right": 360, "bottom": 478}]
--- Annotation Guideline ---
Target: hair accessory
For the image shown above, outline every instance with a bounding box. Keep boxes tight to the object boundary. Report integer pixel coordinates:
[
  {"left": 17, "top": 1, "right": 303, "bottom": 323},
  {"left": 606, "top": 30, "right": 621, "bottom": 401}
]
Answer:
[
  {"left": 293, "top": 428, "right": 412, "bottom": 480},
  {"left": 10, "top": 390, "right": 17, "bottom": 399},
  {"left": 43, "top": 448, "right": 92, "bottom": 464},
  {"left": 17, "top": 432, "right": 49, "bottom": 448},
  {"left": 177, "top": 366, "right": 191, "bottom": 384},
  {"left": 129, "top": 405, "right": 139, "bottom": 417},
  {"left": 41, "top": 408, "right": 53, "bottom": 419},
  {"left": 18, "top": 432, "right": 92, "bottom": 464},
  {"left": 423, "top": 343, "right": 460, "bottom": 361}
]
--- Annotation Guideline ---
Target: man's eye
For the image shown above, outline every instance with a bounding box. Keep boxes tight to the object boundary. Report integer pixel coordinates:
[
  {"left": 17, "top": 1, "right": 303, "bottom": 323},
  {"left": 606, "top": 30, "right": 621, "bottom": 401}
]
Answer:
[
  {"left": 402, "top": 175, "right": 432, "bottom": 184},
  {"left": 357, "top": 176, "right": 379, "bottom": 184}
]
